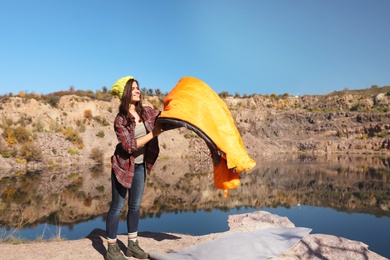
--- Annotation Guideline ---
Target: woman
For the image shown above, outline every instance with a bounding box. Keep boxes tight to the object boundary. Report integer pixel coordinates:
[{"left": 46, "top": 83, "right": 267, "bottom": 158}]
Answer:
[{"left": 106, "top": 76, "right": 164, "bottom": 260}]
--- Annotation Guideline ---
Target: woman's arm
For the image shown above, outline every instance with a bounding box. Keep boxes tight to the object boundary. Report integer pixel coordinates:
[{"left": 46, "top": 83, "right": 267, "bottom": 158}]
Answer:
[
  {"left": 136, "top": 124, "right": 163, "bottom": 148},
  {"left": 137, "top": 106, "right": 163, "bottom": 148},
  {"left": 114, "top": 115, "right": 138, "bottom": 154}
]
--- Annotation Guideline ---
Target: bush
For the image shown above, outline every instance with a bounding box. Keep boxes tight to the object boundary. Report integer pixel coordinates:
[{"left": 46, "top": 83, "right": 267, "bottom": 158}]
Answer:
[
  {"left": 19, "top": 143, "right": 43, "bottom": 162},
  {"left": 32, "top": 120, "right": 45, "bottom": 132},
  {"left": 1, "top": 129, "right": 17, "bottom": 144},
  {"left": 94, "top": 116, "right": 109, "bottom": 126},
  {"left": 44, "top": 95, "right": 61, "bottom": 108},
  {"left": 62, "top": 126, "right": 83, "bottom": 148},
  {"left": 1, "top": 126, "right": 31, "bottom": 144},
  {"left": 84, "top": 109, "right": 93, "bottom": 120},
  {"left": 218, "top": 91, "right": 230, "bottom": 98},
  {"left": 1, "top": 150, "right": 11, "bottom": 158},
  {"left": 90, "top": 147, "right": 104, "bottom": 165},
  {"left": 1, "top": 116, "right": 13, "bottom": 128},
  {"left": 96, "top": 185, "right": 105, "bottom": 193},
  {"left": 96, "top": 130, "right": 105, "bottom": 138},
  {"left": 13, "top": 126, "right": 31, "bottom": 143},
  {"left": 68, "top": 147, "right": 80, "bottom": 155}
]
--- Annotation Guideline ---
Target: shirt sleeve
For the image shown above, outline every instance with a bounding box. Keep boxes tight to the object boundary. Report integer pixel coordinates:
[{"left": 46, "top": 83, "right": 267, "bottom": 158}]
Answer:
[
  {"left": 114, "top": 114, "right": 138, "bottom": 154},
  {"left": 143, "top": 106, "right": 161, "bottom": 131}
]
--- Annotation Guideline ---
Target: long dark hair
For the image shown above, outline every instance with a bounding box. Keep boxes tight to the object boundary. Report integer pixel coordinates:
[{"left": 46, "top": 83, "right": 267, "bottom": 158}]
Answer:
[{"left": 118, "top": 78, "right": 145, "bottom": 125}]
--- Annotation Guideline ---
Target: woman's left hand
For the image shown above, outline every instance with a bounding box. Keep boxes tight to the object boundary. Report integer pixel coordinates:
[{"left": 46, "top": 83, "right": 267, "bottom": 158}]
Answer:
[{"left": 152, "top": 124, "right": 164, "bottom": 137}]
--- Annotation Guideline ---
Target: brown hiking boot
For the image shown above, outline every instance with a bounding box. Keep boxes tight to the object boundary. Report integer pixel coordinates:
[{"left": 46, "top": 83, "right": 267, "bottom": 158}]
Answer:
[
  {"left": 126, "top": 240, "right": 149, "bottom": 259},
  {"left": 106, "top": 243, "right": 127, "bottom": 260}
]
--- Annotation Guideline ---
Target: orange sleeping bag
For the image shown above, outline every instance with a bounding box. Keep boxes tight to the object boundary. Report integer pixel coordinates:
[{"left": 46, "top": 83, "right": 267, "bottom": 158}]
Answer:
[{"left": 156, "top": 77, "right": 256, "bottom": 197}]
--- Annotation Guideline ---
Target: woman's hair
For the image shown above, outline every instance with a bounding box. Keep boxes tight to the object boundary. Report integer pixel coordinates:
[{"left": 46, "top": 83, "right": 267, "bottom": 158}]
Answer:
[{"left": 118, "top": 78, "right": 146, "bottom": 125}]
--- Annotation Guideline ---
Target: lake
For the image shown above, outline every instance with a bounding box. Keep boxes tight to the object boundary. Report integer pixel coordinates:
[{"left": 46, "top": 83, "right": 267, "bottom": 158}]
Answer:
[{"left": 0, "top": 154, "right": 389, "bottom": 258}]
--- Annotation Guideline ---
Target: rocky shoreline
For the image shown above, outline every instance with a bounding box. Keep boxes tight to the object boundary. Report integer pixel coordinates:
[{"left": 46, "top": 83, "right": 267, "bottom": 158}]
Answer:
[{"left": 0, "top": 211, "right": 386, "bottom": 259}]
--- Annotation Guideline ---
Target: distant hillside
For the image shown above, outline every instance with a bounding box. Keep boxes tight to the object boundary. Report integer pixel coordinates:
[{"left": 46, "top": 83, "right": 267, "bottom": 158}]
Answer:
[{"left": 1, "top": 85, "right": 390, "bottom": 171}]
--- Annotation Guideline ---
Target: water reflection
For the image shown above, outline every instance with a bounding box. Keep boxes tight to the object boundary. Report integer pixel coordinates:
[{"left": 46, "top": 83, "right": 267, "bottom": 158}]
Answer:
[{"left": 0, "top": 154, "right": 389, "bottom": 231}]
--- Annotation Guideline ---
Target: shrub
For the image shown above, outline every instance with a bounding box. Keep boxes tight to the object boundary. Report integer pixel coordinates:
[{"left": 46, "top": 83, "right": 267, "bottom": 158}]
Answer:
[
  {"left": 184, "top": 132, "right": 197, "bottom": 139},
  {"left": 16, "top": 115, "right": 32, "bottom": 127},
  {"left": 15, "top": 158, "right": 27, "bottom": 164},
  {"left": 96, "top": 185, "right": 105, "bottom": 193},
  {"left": 218, "top": 91, "right": 229, "bottom": 98},
  {"left": 19, "top": 143, "right": 43, "bottom": 162},
  {"left": 13, "top": 126, "right": 31, "bottom": 143},
  {"left": 62, "top": 126, "right": 83, "bottom": 148},
  {"left": 68, "top": 147, "right": 80, "bottom": 155},
  {"left": 1, "top": 151, "right": 11, "bottom": 158},
  {"left": 1, "top": 116, "right": 13, "bottom": 128},
  {"left": 84, "top": 109, "right": 93, "bottom": 120},
  {"left": 94, "top": 116, "right": 109, "bottom": 126},
  {"left": 78, "top": 123, "right": 86, "bottom": 133},
  {"left": 377, "top": 131, "right": 389, "bottom": 138},
  {"left": 90, "top": 147, "right": 104, "bottom": 165},
  {"left": 32, "top": 120, "right": 45, "bottom": 132},
  {"left": 2, "top": 129, "right": 17, "bottom": 144},
  {"left": 84, "top": 197, "right": 92, "bottom": 207},
  {"left": 44, "top": 95, "right": 61, "bottom": 108},
  {"left": 1, "top": 126, "right": 30, "bottom": 144},
  {"left": 96, "top": 130, "right": 105, "bottom": 138},
  {"left": 49, "top": 118, "right": 61, "bottom": 133}
]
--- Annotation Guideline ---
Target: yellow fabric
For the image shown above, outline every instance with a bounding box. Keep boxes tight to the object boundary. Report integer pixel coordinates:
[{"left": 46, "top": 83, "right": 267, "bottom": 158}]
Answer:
[
  {"left": 160, "top": 77, "right": 256, "bottom": 195},
  {"left": 110, "top": 76, "right": 134, "bottom": 99}
]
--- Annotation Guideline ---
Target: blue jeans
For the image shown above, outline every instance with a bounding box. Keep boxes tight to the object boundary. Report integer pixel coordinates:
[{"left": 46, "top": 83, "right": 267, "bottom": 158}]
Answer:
[{"left": 106, "top": 163, "right": 146, "bottom": 239}]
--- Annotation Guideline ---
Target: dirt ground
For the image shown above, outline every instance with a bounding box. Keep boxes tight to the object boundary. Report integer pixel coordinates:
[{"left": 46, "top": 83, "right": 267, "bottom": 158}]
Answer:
[{"left": 0, "top": 229, "right": 223, "bottom": 260}]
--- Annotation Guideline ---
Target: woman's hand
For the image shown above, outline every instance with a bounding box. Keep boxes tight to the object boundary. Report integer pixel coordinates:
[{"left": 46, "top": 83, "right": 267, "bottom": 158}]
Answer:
[
  {"left": 136, "top": 124, "right": 164, "bottom": 148},
  {"left": 152, "top": 124, "right": 164, "bottom": 137}
]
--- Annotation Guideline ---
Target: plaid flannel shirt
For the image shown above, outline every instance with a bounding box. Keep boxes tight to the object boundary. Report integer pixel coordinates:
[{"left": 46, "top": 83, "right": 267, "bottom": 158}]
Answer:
[{"left": 111, "top": 106, "right": 160, "bottom": 188}]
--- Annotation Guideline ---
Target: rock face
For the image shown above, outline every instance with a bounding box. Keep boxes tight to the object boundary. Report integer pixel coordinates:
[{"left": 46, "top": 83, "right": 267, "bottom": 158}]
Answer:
[{"left": 1, "top": 88, "right": 390, "bottom": 170}]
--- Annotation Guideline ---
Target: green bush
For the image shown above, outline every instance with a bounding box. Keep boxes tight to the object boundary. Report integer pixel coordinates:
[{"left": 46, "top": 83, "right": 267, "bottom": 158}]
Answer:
[
  {"left": 1, "top": 151, "right": 11, "bottom": 158},
  {"left": 218, "top": 91, "right": 230, "bottom": 98},
  {"left": 44, "top": 95, "right": 61, "bottom": 108},
  {"left": 94, "top": 116, "right": 109, "bottom": 126},
  {"left": 68, "top": 147, "right": 80, "bottom": 155},
  {"left": 96, "top": 185, "right": 105, "bottom": 193},
  {"left": 96, "top": 130, "right": 105, "bottom": 138}
]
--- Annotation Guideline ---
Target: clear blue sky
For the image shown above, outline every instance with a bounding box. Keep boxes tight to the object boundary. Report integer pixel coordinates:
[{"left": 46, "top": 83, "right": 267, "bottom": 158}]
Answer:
[{"left": 1, "top": 0, "right": 389, "bottom": 96}]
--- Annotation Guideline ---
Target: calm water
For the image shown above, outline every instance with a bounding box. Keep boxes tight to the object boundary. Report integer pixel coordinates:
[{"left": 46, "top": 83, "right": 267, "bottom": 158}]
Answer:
[
  {"left": 1, "top": 155, "right": 390, "bottom": 258},
  {"left": 6, "top": 205, "right": 390, "bottom": 258}
]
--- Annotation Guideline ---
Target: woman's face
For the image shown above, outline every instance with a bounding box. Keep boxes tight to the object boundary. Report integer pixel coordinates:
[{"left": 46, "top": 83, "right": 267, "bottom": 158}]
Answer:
[{"left": 131, "top": 81, "right": 141, "bottom": 103}]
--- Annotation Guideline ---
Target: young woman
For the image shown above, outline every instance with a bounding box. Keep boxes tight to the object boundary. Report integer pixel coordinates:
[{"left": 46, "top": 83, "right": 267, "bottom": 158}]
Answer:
[{"left": 106, "top": 76, "right": 164, "bottom": 260}]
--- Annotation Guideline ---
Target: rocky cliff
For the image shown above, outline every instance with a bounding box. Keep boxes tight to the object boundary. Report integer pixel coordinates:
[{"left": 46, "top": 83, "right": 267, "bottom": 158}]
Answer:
[{"left": 1, "top": 87, "right": 389, "bottom": 171}]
